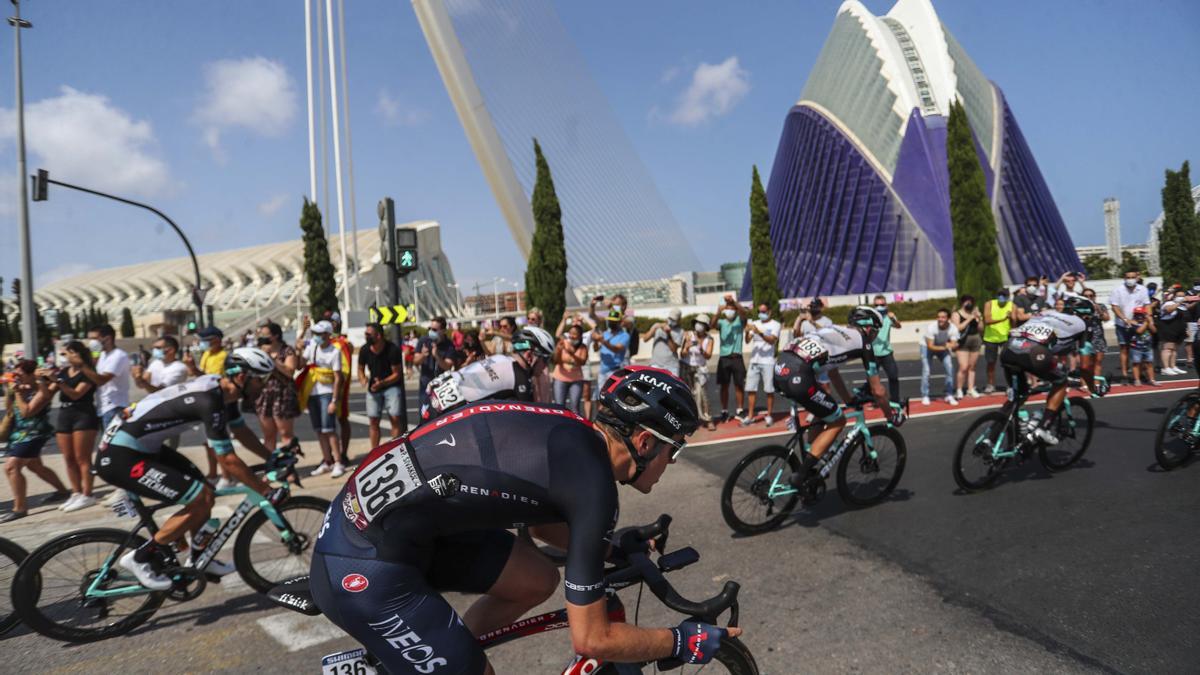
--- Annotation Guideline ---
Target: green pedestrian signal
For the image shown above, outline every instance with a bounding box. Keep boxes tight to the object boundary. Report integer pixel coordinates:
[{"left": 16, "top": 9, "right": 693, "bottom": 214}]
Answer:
[
  {"left": 397, "top": 248, "right": 418, "bottom": 272},
  {"left": 186, "top": 320, "right": 198, "bottom": 334}
]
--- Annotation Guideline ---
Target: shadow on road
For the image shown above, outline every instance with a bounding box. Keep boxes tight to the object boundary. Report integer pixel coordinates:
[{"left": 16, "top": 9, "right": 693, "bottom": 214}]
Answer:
[{"left": 132, "top": 590, "right": 277, "bottom": 636}]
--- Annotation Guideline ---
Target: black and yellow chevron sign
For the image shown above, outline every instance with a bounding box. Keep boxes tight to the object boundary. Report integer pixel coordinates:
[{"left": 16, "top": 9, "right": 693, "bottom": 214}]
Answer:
[{"left": 370, "top": 304, "right": 414, "bottom": 325}]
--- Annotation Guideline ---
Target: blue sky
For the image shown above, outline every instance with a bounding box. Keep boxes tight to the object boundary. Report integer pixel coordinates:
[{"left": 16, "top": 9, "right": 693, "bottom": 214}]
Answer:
[{"left": 0, "top": 0, "right": 1197, "bottom": 296}]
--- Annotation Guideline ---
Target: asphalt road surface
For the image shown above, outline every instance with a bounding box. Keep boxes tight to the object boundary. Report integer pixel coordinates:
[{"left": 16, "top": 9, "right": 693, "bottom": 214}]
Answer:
[{"left": 3, "top": 385, "right": 1195, "bottom": 673}]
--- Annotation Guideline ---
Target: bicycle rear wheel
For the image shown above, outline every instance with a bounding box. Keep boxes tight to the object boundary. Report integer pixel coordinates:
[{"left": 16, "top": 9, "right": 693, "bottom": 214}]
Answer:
[
  {"left": 0, "top": 536, "right": 29, "bottom": 635},
  {"left": 953, "top": 412, "right": 1011, "bottom": 492},
  {"left": 720, "top": 445, "right": 800, "bottom": 535},
  {"left": 12, "top": 528, "right": 164, "bottom": 643},
  {"left": 836, "top": 427, "right": 907, "bottom": 507},
  {"left": 1154, "top": 392, "right": 1200, "bottom": 470},
  {"left": 234, "top": 496, "right": 330, "bottom": 593},
  {"left": 1039, "top": 397, "right": 1094, "bottom": 470}
]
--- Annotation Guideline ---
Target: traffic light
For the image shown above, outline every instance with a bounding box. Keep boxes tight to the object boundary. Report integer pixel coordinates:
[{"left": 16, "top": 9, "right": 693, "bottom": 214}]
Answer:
[
  {"left": 377, "top": 199, "right": 394, "bottom": 265},
  {"left": 31, "top": 169, "right": 48, "bottom": 202},
  {"left": 186, "top": 320, "right": 198, "bottom": 334},
  {"left": 396, "top": 248, "right": 418, "bottom": 272},
  {"left": 395, "top": 227, "right": 418, "bottom": 274}
]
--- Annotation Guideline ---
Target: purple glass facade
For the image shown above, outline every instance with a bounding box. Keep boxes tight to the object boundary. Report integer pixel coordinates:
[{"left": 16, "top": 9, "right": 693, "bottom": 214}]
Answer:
[{"left": 745, "top": 92, "right": 1080, "bottom": 299}]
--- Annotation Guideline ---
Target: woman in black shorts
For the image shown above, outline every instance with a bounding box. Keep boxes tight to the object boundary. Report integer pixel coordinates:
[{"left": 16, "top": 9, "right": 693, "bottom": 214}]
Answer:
[
  {"left": 50, "top": 340, "right": 99, "bottom": 512},
  {"left": 1156, "top": 299, "right": 1187, "bottom": 374}
]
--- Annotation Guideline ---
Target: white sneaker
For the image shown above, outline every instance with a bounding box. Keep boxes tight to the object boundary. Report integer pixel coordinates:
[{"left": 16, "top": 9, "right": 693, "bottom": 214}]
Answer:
[
  {"left": 921, "top": 396, "right": 932, "bottom": 406},
  {"left": 214, "top": 477, "right": 239, "bottom": 491},
  {"left": 945, "top": 395, "right": 959, "bottom": 406},
  {"left": 310, "top": 462, "right": 332, "bottom": 477},
  {"left": 118, "top": 550, "right": 172, "bottom": 591},
  {"left": 58, "top": 493, "right": 82, "bottom": 511},
  {"left": 967, "top": 388, "right": 980, "bottom": 399},
  {"left": 330, "top": 462, "right": 346, "bottom": 478},
  {"left": 955, "top": 389, "right": 964, "bottom": 399},
  {"left": 188, "top": 554, "right": 236, "bottom": 576},
  {"left": 62, "top": 494, "right": 96, "bottom": 513}
]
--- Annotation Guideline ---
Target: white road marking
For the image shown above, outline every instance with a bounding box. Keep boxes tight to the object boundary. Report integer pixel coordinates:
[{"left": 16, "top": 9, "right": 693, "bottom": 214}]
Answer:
[{"left": 257, "top": 611, "right": 345, "bottom": 652}]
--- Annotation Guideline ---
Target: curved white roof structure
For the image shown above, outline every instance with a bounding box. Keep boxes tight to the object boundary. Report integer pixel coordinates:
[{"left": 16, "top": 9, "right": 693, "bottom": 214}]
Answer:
[{"left": 29, "top": 220, "right": 462, "bottom": 328}]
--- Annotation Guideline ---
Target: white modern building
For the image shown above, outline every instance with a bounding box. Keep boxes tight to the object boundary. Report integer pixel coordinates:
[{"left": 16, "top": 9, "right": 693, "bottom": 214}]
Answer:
[{"left": 1147, "top": 184, "right": 1200, "bottom": 275}]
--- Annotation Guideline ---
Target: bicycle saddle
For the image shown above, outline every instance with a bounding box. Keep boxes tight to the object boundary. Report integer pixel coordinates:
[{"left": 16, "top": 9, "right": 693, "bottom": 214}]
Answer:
[{"left": 267, "top": 576, "right": 321, "bottom": 616}]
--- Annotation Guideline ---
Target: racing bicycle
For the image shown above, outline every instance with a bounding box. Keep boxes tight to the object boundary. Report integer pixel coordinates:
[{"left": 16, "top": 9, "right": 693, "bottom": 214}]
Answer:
[
  {"left": 1153, "top": 390, "right": 1200, "bottom": 469},
  {"left": 269, "top": 515, "right": 758, "bottom": 674},
  {"left": 720, "top": 395, "right": 908, "bottom": 535},
  {"left": 11, "top": 451, "right": 329, "bottom": 643},
  {"left": 0, "top": 536, "right": 29, "bottom": 635},
  {"left": 952, "top": 378, "right": 1094, "bottom": 491}
]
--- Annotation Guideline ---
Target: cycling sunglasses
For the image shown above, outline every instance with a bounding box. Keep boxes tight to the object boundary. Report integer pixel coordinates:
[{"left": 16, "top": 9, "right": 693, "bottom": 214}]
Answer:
[{"left": 639, "top": 424, "right": 687, "bottom": 461}]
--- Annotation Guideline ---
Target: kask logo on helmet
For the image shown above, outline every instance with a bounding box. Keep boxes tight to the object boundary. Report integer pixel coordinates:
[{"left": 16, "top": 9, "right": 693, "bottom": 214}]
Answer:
[{"left": 636, "top": 372, "right": 673, "bottom": 394}]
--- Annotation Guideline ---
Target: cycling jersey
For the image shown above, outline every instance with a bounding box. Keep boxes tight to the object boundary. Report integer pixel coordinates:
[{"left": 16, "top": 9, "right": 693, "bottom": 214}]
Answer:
[
  {"left": 1009, "top": 311, "right": 1093, "bottom": 356},
  {"left": 100, "top": 375, "right": 244, "bottom": 456},
  {"left": 421, "top": 354, "right": 533, "bottom": 421},
  {"left": 772, "top": 351, "right": 841, "bottom": 422},
  {"left": 785, "top": 326, "right": 879, "bottom": 376},
  {"left": 311, "top": 402, "right": 618, "bottom": 674}
]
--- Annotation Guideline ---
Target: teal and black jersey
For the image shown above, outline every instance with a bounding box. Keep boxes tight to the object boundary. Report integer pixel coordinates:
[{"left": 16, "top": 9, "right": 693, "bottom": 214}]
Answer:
[{"left": 104, "top": 375, "right": 244, "bottom": 455}]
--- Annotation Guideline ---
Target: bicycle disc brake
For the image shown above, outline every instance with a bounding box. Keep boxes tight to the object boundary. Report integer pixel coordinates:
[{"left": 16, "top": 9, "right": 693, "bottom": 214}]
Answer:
[{"left": 162, "top": 566, "right": 207, "bottom": 602}]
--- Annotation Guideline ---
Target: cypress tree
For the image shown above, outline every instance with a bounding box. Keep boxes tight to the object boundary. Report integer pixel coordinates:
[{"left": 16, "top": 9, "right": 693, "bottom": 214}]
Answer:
[
  {"left": 299, "top": 199, "right": 340, "bottom": 318},
  {"left": 55, "top": 308, "right": 71, "bottom": 337},
  {"left": 524, "top": 138, "right": 568, "bottom": 329},
  {"left": 120, "top": 307, "right": 136, "bottom": 338},
  {"left": 35, "top": 307, "right": 52, "bottom": 355},
  {"left": 748, "top": 165, "right": 781, "bottom": 316},
  {"left": 1158, "top": 161, "right": 1199, "bottom": 285},
  {"left": 947, "top": 99, "right": 1002, "bottom": 302}
]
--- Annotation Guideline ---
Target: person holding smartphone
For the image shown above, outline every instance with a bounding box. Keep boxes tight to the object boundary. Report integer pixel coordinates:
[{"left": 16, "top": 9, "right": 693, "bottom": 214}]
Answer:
[{"left": 1, "top": 360, "right": 70, "bottom": 522}]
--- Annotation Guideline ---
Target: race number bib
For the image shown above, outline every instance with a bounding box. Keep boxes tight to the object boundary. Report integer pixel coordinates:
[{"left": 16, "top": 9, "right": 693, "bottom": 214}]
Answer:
[
  {"left": 98, "top": 414, "right": 123, "bottom": 449},
  {"left": 1020, "top": 324, "right": 1055, "bottom": 345},
  {"left": 344, "top": 444, "right": 425, "bottom": 530},
  {"left": 790, "top": 338, "right": 828, "bottom": 363},
  {"left": 429, "top": 373, "right": 464, "bottom": 411}
]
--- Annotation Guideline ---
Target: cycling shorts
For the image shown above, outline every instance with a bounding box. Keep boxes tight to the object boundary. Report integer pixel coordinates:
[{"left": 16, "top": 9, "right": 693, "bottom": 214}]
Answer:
[
  {"left": 1000, "top": 339, "right": 1066, "bottom": 398},
  {"left": 772, "top": 354, "right": 843, "bottom": 423},
  {"left": 95, "top": 442, "right": 207, "bottom": 505},
  {"left": 310, "top": 513, "right": 516, "bottom": 675}
]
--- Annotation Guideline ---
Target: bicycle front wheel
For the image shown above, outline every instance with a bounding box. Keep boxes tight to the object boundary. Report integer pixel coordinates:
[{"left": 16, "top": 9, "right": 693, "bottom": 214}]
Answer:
[
  {"left": 0, "top": 536, "right": 29, "bottom": 635},
  {"left": 12, "top": 528, "right": 164, "bottom": 643},
  {"left": 234, "top": 496, "right": 330, "bottom": 593},
  {"left": 1154, "top": 392, "right": 1200, "bottom": 470},
  {"left": 1039, "top": 397, "right": 1094, "bottom": 470},
  {"left": 953, "top": 412, "right": 1011, "bottom": 492},
  {"left": 720, "top": 445, "right": 801, "bottom": 535},
  {"left": 836, "top": 427, "right": 907, "bottom": 507}
]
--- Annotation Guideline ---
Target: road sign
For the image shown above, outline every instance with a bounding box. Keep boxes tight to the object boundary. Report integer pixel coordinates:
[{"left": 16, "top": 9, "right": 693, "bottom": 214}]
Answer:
[{"left": 370, "top": 304, "right": 415, "bottom": 325}]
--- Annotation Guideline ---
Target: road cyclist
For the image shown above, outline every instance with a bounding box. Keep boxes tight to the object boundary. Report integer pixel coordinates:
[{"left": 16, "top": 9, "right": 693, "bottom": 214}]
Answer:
[
  {"left": 419, "top": 326, "right": 556, "bottom": 422},
  {"left": 309, "top": 365, "right": 746, "bottom": 673}
]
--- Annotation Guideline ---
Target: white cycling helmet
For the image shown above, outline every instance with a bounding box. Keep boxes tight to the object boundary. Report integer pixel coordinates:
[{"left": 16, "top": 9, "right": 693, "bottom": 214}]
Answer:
[
  {"left": 224, "top": 347, "right": 276, "bottom": 377},
  {"left": 513, "top": 326, "right": 555, "bottom": 359}
]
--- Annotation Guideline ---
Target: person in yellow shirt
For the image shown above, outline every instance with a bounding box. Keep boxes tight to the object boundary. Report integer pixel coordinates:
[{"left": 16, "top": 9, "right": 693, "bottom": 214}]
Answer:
[
  {"left": 184, "top": 326, "right": 234, "bottom": 487},
  {"left": 982, "top": 287, "right": 1014, "bottom": 394}
]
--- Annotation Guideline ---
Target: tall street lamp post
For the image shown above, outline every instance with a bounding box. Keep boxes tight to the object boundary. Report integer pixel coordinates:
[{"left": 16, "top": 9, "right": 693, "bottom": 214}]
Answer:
[{"left": 10, "top": 0, "right": 35, "bottom": 356}]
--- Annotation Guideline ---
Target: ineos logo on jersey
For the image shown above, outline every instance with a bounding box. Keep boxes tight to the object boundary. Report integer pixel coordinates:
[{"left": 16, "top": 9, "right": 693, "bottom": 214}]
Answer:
[{"left": 341, "top": 573, "right": 369, "bottom": 592}]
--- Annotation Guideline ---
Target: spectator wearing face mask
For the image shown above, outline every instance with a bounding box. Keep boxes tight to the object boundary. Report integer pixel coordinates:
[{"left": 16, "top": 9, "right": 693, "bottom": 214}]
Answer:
[
  {"left": 358, "top": 323, "right": 405, "bottom": 447},
  {"left": 299, "top": 320, "right": 347, "bottom": 477},
  {"left": 254, "top": 321, "right": 300, "bottom": 461},
  {"left": 1012, "top": 276, "right": 1045, "bottom": 326},
  {"left": 870, "top": 295, "right": 903, "bottom": 403},
  {"left": 323, "top": 312, "right": 355, "bottom": 464},
  {"left": 679, "top": 314, "right": 716, "bottom": 431},
  {"left": 49, "top": 341, "right": 99, "bottom": 513},
  {"left": 741, "top": 303, "right": 780, "bottom": 427},
  {"left": 414, "top": 316, "right": 456, "bottom": 411},
  {"left": 556, "top": 311, "right": 598, "bottom": 416},
  {"left": 1054, "top": 271, "right": 1086, "bottom": 299},
  {"left": 921, "top": 308, "right": 960, "bottom": 406},
  {"left": 590, "top": 293, "right": 636, "bottom": 364},
  {"left": 1158, "top": 299, "right": 1187, "bottom": 375},
  {"left": 716, "top": 294, "right": 749, "bottom": 423},
  {"left": 1128, "top": 306, "right": 1158, "bottom": 386},
  {"left": 79, "top": 324, "right": 130, "bottom": 429},
  {"left": 642, "top": 308, "right": 683, "bottom": 376},
  {"left": 1109, "top": 269, "right": 1150, "bottom": 386},
  {"left": 591, "top": 309, "right": 630, "bottom": 404},
  {"left": 460, "top": 331, "right": 486, "bottom": 366},
  {"left": 552, "top": 324, "right": 589, "bottom": 414},
  {"left": 132, "top": 336, "right": 189, "bottom": 394},
  {"left": 185, "top": 326, "right": 227, "bottom": 378},
  {"left": 793, "top": 298, "right": 832, "bottom": 336},
  {"left": 951, "top": 295, "right": 983, "bottom": 399},
  {"left": 982, "top": 287, "right": 1013, "bottom": 393}
]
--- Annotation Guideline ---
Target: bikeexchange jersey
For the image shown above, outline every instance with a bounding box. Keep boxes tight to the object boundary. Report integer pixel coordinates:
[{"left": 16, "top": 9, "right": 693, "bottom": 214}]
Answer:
[
  {"left": 422, "top": 354, "right": 533, "bottom": 421},
  {"left": 102, "top": 375, "right": 243, "bottom": 455},
  {"left": 1009, "top": 310, "right": 1093, "bottom": 356},
  {"left": 784, "top": 325, "right": 879, "bottom": 375},
  {"left": 324, "top": 401, "right": 619, "bottom": 606}
]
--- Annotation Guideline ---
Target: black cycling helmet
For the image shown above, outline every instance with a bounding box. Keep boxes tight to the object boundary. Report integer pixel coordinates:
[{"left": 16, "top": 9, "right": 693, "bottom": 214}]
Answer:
[
  {"left": 512, "top": 326, "right": 555, "bottom": 359},
  {"left": 847, "top": 306, "right": 883, "bottom": 339},
  {"left": 597, "top": 366, "right": 700, "bottom": 483},
  {"left": 224, "top": 347, "right": 275, "bottom": 378},
  {"left": 1061, "top": 294, "right": 1096, "bottom": 318}
]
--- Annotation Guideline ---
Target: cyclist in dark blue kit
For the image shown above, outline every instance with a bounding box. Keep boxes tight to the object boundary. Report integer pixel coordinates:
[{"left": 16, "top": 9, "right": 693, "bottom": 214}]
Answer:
[{"left": 310, "top": 366, "right": 742, "bottom": 674}]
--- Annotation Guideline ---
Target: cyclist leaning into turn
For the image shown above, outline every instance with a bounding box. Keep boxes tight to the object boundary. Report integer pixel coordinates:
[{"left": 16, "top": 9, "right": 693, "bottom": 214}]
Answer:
[
  {"left": 420, "top": 326, "right": 556, "bottom": 423},
  {"left": 94, "top": 348, "right": 285, "bottom": 590},
  {"left": 999, "top": 295, "right": 1108, "bottom": 444},
  {"left": 311, "top": 365, "right": 741, "bottom": 674},
  {"left": 772, "top": 307, "right": 906, "bottom": 490}
]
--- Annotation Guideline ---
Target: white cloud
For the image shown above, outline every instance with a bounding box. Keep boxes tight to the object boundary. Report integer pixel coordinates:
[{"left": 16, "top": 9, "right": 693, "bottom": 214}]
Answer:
[
  {"left": 666, "top": 56, "right": 750, "bottom": 127},
  {"left": 195, "top": 57, "right": 296, "bottom": 157},
  {"left": 375, "top": 90, "right": 428, "bottom": 127},
  {"left": 257, "top": 193, "right": 290, "bottom": 217},
  {"left": 0, "top": 86, "right": 171, "bottom": 197},
  {"left": 37, "top": 262, "right": 95, "bottom": 288},
  {"left": 660, "top": 65, "right": 681, "bottom": 84}
]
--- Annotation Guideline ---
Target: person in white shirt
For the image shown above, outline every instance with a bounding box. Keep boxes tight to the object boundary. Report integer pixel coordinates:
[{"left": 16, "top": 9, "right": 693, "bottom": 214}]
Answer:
[
  {"left": 921, "top": 309, "right": 961, "bottom": 406},
  {"left": 80, "top": 324, "right": 131, "bottom": 429},
  {"left": 132, "top": 336, "right": 189, "bottom": 393},
  {"left": 742, "top": 303, "right": 781, "bottom": 427},
  {"left": 792, "top": 298, "right": 833, "bottom": 336},
  {"left": 299, "top": 320, "right": 347, "bottom": 477},
  {"left": 1107, "top": 269, "right": 1150, "bottom": 385},
  {"left": 642, "top": 308, "right": 684, "bottom": 376}
]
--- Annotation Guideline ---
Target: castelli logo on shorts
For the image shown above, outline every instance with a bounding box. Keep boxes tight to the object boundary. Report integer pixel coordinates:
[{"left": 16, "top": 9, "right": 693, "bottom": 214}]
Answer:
[
  {"left": 341, "top": 573, "right": 369, "bottom": 593},
  {"left": 130, "top": 461, "right": 146, "bottom": 479}
]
